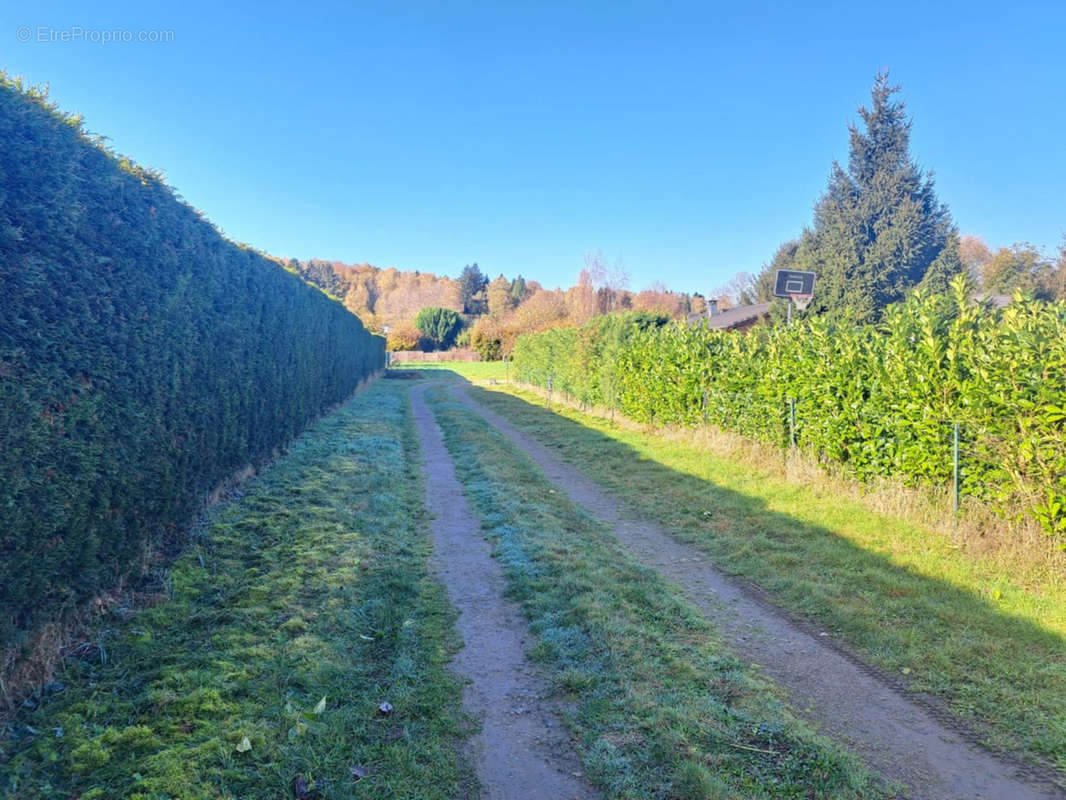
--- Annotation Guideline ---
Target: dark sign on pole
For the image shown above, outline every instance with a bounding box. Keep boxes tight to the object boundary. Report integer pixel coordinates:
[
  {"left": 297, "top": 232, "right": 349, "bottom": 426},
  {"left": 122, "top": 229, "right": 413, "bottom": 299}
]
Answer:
[{"left": 773, "top": 269, "right": 817, "bottom": 298}]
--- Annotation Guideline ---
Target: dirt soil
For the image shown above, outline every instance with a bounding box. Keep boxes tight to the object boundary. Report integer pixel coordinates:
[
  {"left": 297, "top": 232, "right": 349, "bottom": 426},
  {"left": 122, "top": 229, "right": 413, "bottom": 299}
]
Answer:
[
  {"left": 450, "top": 382, "right": 1064, "bottom": 800},
  {"left": 409, "top": 384, "right": 597, "bottom": 800}
]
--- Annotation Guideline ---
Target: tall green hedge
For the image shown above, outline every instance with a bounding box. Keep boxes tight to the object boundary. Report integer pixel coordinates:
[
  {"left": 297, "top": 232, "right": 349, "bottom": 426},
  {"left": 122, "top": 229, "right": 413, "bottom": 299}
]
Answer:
[
  {"left": 0, "top": 78, "right": 384, "bottom": 651},
  {"left": 512, "top": 279, "right": 1066, "bottom": 541}
]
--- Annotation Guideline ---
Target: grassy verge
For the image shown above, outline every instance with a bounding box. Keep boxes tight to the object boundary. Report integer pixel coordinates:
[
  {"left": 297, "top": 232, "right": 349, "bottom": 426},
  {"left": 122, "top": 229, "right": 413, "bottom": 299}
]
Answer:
[
  {"left": 426, "top": 387, "right": 889, "bottom": 799},
  {"left": 460, "top": 376, "right": 1066, "bottom": 779},
  {"left": 398, "top": 361, "right": 507, "bottom": 382},
  {"left": 0, "top": 381, "right": 472, "bottom": 799}
]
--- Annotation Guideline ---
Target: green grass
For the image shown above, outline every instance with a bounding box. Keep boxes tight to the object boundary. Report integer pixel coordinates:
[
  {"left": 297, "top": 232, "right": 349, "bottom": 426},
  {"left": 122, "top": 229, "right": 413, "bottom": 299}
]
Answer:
[
  {"left": 397, "top": 360, "right": 508, "bottom": 382},
  {"left": 464, "top": 378, "right": 1066, "bottom": 780},
  {"left": 1, "top": 381, "right": 473, "bottom": 799},
  {"left": 426, "top": 387, "right": 890, "bottom": 799}
]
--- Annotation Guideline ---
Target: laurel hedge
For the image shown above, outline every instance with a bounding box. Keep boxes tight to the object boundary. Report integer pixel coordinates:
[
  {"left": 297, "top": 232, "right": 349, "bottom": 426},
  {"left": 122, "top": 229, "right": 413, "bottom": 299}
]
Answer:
[
  {"left": 511, "top": 280, "right": 1066, "bottom": 541},
  {"left": 0, "top": 78, "right": 384, "bottom": 652}
]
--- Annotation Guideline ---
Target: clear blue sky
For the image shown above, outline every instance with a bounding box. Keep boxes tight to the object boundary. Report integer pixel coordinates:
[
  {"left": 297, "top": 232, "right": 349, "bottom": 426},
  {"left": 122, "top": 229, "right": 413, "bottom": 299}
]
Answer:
[{"left": 3, "top": 1, "right": 1064, "bottom": 294}]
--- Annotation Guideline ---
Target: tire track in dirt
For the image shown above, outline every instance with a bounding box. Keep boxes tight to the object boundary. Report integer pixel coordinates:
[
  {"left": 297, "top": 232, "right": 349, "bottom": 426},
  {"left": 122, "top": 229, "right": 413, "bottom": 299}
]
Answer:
[
  {"left": 450, "top": 382, "right": 1064, "bottom": 800},
  {"left": 409, "top": 384, "right": 597, "bottom": 800}
]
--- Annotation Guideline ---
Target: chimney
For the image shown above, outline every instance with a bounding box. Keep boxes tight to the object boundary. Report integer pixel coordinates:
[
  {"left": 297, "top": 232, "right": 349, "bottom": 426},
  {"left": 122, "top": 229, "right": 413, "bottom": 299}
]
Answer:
[{"left": 707, "top": 299, "right": 718, "bottom": 317}]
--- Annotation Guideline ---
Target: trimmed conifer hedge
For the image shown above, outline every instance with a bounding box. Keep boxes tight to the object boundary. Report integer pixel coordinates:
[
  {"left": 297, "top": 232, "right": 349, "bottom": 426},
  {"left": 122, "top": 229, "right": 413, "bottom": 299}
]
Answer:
[
  {"left": 0, "top": 78, "right": 384, "bottom": 652},
  {"left": 512, "top": 281, "right": 1066, "bottom": 541}
]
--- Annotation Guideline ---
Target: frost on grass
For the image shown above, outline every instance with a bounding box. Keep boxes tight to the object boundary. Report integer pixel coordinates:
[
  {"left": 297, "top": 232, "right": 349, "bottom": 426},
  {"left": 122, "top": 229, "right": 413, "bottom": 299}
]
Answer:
[{"left": 2, "top": 383, "right": 470, "bottom": 800}]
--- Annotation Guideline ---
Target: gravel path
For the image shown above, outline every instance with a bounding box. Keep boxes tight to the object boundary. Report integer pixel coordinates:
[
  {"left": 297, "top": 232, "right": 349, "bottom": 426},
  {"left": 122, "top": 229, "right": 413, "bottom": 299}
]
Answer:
[
  {"left": 451, "top": 382, "right": 1064, "bottom": 800},
  {"left": 409, "top": 384, "right": 597, "bottom": 800}
]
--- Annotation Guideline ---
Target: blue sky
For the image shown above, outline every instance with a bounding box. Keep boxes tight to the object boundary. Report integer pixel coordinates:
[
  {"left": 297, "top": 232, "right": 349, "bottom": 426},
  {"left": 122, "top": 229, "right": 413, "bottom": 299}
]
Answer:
[{"left": 3, "top": 1, "right": 1064, "bottom": 294}]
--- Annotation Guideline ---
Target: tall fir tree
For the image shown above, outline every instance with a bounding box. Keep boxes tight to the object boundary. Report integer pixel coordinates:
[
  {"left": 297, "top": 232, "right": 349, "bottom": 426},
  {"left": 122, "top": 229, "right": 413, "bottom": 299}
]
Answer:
[
  {"left": 798, "top": 73, "right": 961, "bottom": 322},
  {"left": 509, "top": 274, "right": 528, "bottom": 304},
  {"left": 414, "top": 306, "right": 464, "bottom": 350},
  {"left": 459, "top": 263, "right": 488, "bottom": 315}
]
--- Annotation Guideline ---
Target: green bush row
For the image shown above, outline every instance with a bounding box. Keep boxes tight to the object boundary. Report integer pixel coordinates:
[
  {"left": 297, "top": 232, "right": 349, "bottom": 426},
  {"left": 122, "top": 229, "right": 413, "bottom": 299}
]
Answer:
[
  {"left": 0, "top": 78, "right": 385, "bottom": 650},
  {"left": 511, "top": 280, "right": 1066, "bottom": 540}
]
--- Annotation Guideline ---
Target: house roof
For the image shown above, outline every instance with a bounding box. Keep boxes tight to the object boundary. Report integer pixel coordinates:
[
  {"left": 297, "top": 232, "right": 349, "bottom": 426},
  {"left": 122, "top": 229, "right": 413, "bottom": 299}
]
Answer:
[
  {"left": 687, "top": 301, "right": 772, "bottom": 329},
  {"left": 972, "top": 293, "right": 1013, "bottom": 309},
  {"left": 683, "top": 295, "right": 1014, "bottom": 331}
]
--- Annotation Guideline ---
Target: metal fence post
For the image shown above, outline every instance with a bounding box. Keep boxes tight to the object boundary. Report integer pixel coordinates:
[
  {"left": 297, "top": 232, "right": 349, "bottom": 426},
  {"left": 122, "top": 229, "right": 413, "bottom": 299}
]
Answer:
[
  {"left": 788, "top": 398, "right": 797, "bottom": 449},
  {"left": 953, "top": 422, "right": 960, "bottom": 516}
]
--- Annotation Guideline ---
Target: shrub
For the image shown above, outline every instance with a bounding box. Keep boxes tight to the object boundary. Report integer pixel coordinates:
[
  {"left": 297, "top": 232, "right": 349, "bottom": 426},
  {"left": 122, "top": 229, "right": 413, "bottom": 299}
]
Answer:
[
  {"left": 414, "top": 306, "right": 464, "bottom": 350},
  {"left": 512, "top": 280, "right": 1066, "bottom": 541}
]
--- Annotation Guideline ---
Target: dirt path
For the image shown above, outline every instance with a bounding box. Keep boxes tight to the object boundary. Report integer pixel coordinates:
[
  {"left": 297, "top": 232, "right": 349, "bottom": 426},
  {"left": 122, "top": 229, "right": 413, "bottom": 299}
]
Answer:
[
  {"left": 409, "top": 384, "right": 596, "bottom": 800},
  {"left": 450, "top": 382, "right": 1064, "bottom": 800}
]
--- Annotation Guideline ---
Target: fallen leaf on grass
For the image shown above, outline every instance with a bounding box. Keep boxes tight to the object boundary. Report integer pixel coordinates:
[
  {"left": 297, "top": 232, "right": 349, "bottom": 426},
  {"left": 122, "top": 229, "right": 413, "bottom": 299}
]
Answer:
[
  {"left": 236, "top": 735, "right": 252, "bottom": 752},
  {"left": 350, "top": 765, "right": 369, "bottom": 780},
  {"left": 312, "top": 696, "right": 327, "bottom": 715}
]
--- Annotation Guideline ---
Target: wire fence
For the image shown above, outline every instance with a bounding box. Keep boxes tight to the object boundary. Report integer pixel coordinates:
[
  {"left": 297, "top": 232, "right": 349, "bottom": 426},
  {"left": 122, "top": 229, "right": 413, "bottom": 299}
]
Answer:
[{"left": 522, "top": 370, "right": 1053, "bottom": 527}]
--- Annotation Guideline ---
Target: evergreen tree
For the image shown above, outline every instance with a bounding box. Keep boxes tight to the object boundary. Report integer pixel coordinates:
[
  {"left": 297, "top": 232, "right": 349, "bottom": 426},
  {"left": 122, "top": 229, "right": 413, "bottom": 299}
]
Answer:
[
  {"left": 414, "top": 306, "right": 464, "bottom": 350},
  {"left": 299, "top": 258, "right": 345, "bottom": 298},
  {"left": 798, "top": 73, "right": 961, "bottom": 322},
  {"left": 509, "top": 275, "right": 528, "bottom": 304},
  {"left": 459, "top": 263, "right": 488, "bottom": 315},
  {"left": 919, "top": 231, "right": 964, "bottom": 295}
]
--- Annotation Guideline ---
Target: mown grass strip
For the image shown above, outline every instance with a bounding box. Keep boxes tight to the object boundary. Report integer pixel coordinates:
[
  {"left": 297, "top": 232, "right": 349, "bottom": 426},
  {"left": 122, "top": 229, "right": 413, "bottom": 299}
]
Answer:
[
  {"left": 465, "top": 378, "right": 1066, "bottom": 779},
  {"left": 394, "top": 361, "right": 506, "bottom": 381},
  {"left": 426, "top": 387, "right": 889, "bottom": 799},
  {"left": 1, "top": 381, "right": 472, "bottom": 800}
]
